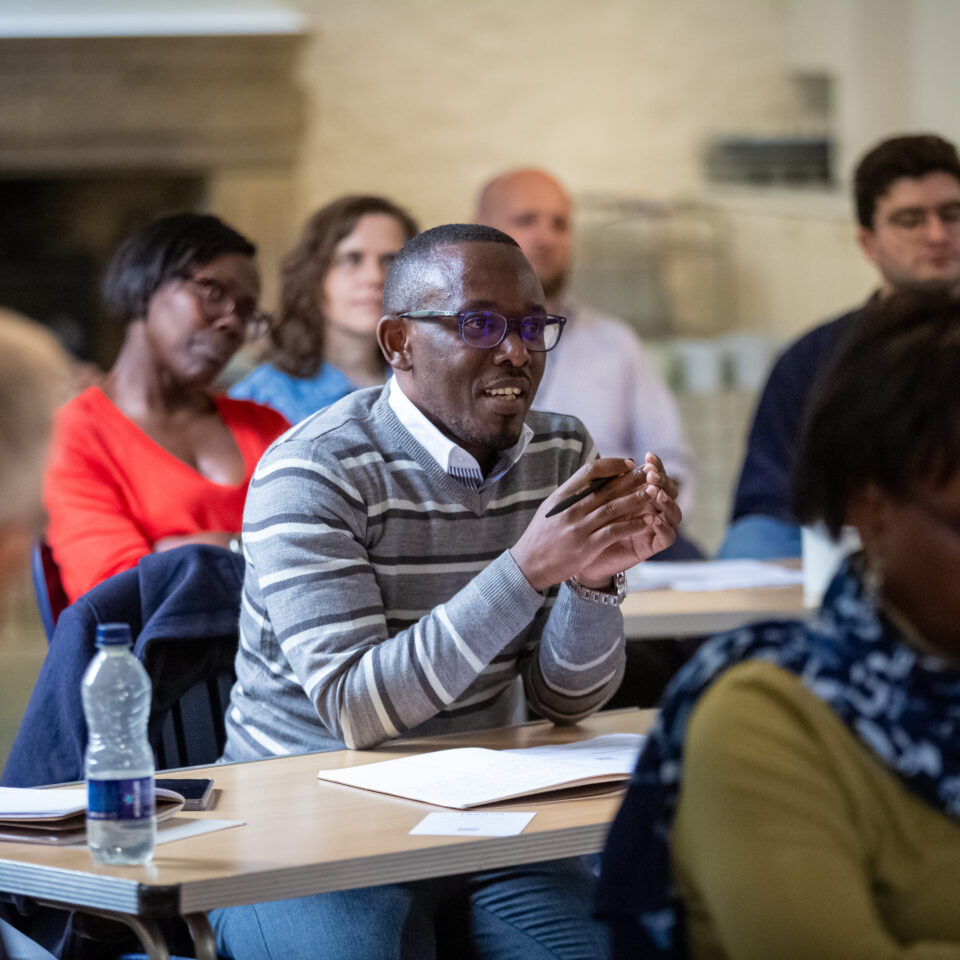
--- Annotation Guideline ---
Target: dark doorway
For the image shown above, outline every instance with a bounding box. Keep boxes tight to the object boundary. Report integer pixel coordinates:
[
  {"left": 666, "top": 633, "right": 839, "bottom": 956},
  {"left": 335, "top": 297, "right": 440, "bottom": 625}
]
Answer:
[{"left": 0, "top": 174, "right": 205, "bottom": 367}]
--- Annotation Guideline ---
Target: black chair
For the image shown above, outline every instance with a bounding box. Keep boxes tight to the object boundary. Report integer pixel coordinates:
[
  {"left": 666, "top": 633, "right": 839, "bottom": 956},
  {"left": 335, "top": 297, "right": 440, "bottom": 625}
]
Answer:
[
  {"left": 29, "top": 540, "right": 69, "bottom": 643},
  {"left": 5, "top": 544, "right": 245, "bottom": 789},
  {"left": 155, "top": 668, "right": 235, "bottom": 771}
]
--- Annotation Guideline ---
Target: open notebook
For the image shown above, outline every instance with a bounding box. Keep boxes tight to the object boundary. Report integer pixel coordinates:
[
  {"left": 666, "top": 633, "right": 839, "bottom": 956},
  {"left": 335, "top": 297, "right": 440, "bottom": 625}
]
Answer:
[
  {"left": 0, "top": 786, "right": 185, "bottom": 845},
  {"left": 317, "top": 733, "right": 645, "bottom": 809}
]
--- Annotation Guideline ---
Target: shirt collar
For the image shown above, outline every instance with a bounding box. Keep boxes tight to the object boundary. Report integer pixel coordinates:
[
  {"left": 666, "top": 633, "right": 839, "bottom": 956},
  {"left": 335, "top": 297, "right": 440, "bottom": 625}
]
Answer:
[{"left": 388, "top": 376, "right": 533, "bottom": 490}]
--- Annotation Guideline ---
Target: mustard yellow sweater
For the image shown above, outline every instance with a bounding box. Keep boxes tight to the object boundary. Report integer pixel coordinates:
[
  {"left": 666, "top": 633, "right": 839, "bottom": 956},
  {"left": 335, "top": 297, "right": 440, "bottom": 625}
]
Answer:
[{"left": 671, "top": 659, "right": 960, "bottom": 960}]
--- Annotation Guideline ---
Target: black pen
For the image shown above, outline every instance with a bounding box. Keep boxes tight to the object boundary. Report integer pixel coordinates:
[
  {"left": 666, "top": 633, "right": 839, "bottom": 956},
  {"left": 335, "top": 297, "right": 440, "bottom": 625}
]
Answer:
[{"left": 545, "top": 475, "right": 616, "bottom": 517}]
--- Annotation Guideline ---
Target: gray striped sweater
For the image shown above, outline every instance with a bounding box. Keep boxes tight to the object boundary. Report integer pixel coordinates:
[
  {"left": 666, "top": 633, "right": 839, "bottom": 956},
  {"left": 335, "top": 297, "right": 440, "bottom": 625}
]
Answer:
[{"left": 223, "top": 386, "right": 626, "bottom": 759}]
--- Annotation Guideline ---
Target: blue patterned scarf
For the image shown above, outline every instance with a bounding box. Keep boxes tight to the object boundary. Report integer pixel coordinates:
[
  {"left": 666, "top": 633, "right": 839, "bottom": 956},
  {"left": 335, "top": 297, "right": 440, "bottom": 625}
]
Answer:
[{"left": 595, "top": 555, "right": 960, "bottom": 958}]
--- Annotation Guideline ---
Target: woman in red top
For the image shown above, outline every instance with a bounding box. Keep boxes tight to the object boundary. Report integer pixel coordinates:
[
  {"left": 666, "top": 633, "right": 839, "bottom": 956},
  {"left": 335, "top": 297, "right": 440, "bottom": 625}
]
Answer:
[{"left": 44, "top": 213, "right": 290, "bottom": 602}]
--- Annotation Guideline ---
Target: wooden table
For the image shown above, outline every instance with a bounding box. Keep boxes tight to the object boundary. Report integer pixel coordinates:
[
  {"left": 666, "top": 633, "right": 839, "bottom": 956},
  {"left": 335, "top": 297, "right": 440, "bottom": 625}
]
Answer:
[
  {"left": 0, "top": 709, "right": 653, "bottom": 959},
  {"left": 622, "top": 581, "right": 810, "bottom": 639}
]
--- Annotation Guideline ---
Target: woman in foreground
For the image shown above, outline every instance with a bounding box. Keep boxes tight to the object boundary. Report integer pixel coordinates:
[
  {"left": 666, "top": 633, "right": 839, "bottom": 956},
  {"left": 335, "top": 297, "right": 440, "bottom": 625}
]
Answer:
[
  {"left": 44, "top": 212, "right": 289, "bottom": 602},
  {"left": 230, "top": 194, "right": 417, "bottom": 423},
  {"left": 597, "top": 291, "right": 960, "bottom": 960}
]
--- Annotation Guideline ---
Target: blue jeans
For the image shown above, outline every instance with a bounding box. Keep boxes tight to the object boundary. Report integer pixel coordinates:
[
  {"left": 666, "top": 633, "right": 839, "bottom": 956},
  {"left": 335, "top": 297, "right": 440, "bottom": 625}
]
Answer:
[{"left": 210, "top": 857, "right": 608, "bottom": 960}]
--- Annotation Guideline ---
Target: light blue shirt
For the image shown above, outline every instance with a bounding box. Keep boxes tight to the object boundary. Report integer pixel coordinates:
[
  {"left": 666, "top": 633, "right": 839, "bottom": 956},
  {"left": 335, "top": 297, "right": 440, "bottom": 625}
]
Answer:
[{"left": 229, "top": 362, "right": 358, "bottom": 425}]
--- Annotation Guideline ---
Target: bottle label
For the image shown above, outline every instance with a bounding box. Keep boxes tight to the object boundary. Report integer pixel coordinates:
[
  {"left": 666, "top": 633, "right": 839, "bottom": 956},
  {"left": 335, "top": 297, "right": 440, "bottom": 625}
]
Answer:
[{"left": 87, "top": 777, "right": 156, "bottom": 821}]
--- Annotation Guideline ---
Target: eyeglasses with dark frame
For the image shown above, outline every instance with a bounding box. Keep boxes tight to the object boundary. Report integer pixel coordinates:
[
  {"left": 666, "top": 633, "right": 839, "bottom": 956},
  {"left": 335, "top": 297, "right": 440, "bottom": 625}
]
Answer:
[
  {"left": 398, "top": 310, "right": 566, "bottom": 352},
  {"left": 182, "top": 275, "right": 272, "bottom": 342}
]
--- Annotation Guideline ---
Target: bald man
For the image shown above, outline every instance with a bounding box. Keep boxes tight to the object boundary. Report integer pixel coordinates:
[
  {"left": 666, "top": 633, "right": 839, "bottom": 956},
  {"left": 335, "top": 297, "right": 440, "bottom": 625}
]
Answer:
[{"left": 476, "top": 169, "right": 694, "bottom": 508}]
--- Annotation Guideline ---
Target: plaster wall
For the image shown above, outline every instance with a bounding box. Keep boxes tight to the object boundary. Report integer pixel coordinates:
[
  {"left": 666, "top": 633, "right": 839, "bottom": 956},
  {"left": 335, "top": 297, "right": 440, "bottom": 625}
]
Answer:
[{"left": 290, "top": 0, "right": 810, "bottom": 228}]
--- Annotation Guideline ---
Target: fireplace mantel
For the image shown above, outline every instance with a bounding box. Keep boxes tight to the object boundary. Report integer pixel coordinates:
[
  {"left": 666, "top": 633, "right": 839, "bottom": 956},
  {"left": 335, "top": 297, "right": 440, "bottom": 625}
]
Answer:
[{"left": 0, "top": 29, "right": 305, "bottom": 172}]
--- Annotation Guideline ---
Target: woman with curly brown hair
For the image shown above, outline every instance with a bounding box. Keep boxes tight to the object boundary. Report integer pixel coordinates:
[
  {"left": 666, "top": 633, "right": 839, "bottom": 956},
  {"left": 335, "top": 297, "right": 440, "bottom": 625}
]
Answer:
[{"left": 230, "top": 195, "right": 418, "bottom": 423}]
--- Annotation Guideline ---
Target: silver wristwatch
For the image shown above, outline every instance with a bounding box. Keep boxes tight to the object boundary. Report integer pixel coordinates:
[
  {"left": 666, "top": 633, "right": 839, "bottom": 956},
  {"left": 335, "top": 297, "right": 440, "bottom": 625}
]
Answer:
[{"left": 564, "top": 572, "right": 627, "bottom": 606}]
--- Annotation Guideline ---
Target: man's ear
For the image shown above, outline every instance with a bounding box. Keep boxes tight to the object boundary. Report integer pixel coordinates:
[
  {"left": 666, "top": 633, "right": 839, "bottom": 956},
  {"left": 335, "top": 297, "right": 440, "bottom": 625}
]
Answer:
[
  {"left": 378, "top": 315, "right": 413, "bottom": 372},
  {"left": 857, "top": 225, "right": 879, "bottom": 269}
]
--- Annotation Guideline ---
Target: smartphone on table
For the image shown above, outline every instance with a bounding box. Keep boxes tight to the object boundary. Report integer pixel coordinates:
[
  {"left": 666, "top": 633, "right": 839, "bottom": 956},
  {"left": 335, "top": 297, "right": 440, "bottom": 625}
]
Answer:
[{"left": 155, "top": 777, "right": 215, "bottom": 811}]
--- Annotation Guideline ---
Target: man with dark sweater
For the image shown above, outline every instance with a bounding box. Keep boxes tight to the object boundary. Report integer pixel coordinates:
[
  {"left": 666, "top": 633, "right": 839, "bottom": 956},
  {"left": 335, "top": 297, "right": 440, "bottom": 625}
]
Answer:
[
  {"left": 213, "top": 224, "right": 681, "bottom": 960},
  {"left": 721, "top": 134, "right": 960, "bottom": 558}
]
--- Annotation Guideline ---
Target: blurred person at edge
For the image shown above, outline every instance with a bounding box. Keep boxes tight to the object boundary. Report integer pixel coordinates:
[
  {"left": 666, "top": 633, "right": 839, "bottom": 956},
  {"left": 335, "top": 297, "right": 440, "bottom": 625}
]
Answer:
[
  {"left": 0, "top": 309, "right": 71, "bottom": 603},
  {"left": 721, "top": 133, "right": 960, "bottom": 559},
  {"left": 598, "top": 291, "right": 960, "bottom": 960},
  {"left": 0, "top": 312, "right": 69, "bottom": 960},
  {"left": 475, "top": 169, "right": 695, "bottom": 513},
  {"left": 43, "top": 213, "right": 289, "bottom": 603},
  {"left": 230, "top": 195, "right": 418, "bottom": 424}
]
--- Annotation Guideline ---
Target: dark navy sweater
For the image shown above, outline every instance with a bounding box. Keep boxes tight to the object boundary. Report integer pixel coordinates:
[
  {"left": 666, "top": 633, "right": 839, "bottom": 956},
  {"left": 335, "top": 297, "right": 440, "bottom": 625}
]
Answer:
[{"left": 730, "top": 303, "right": 869, "bottom": 523}]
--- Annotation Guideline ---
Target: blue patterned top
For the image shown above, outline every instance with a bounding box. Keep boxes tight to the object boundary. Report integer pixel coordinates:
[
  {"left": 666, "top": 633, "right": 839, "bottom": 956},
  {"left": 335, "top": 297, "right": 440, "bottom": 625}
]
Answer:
[
  {"left": 229, "top": 362, "right": 358, "bottom": 425},
  {"left": 595, "top": 555, "right": 960, "bottom": 957}
]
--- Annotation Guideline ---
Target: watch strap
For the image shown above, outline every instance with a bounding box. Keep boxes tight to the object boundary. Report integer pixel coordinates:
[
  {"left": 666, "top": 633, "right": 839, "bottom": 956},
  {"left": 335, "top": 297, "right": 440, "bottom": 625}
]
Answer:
[{"left": 564, "top": 571, "right": 626, "bottom": 606}]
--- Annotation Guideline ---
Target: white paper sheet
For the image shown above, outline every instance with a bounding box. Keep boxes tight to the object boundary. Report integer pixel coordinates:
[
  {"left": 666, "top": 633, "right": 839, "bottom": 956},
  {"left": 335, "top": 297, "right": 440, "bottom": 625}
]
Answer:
[
  {"left": 318, "top": 735, "right": 644, "bottom": 809},
  {"left": 0, "top": 787, "right": 86, "bottom": 820},
  {"left": 410, "top": 811, "right": 535, "bottom": 837},
  {"left": 0, "top": 786, "right": 186, "bottom": 821},
  {"left": 626, "top": 560, "right": 804, "bottom": 593},
  {"left": 502, "top": 734, "right": 645, "bottom": 772},
  {"left": 152, "top": 817, "right": 244, "bottom": 846},
  {"left": 62, "top": 817, "right": 244, "bottom": 848}
]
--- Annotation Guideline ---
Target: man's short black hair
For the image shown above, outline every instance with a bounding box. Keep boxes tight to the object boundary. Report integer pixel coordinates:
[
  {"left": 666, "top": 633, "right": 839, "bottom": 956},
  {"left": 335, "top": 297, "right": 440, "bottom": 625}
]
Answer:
[
  {"left": 103, "top": 212, "right": 256, "bottom": 323},
  {"left": 383, "top": 223, "right": 520, "bottom": 315},
  {"left": 793, "top": 291, "right": 960, "bottom": 536},
  {"left": 854, "top": 134, "right": 960, "bottom": 229}
]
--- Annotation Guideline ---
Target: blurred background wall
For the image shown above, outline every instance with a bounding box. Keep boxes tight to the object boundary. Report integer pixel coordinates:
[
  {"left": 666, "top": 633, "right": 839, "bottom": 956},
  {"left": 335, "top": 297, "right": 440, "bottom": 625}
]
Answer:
[{"left": 293, "top": 0, "right": 808, "bottom": 222}]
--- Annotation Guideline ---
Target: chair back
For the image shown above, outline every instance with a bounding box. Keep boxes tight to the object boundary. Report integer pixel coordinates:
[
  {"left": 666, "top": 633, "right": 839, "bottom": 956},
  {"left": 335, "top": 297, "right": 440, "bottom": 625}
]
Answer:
[
  {"left": 30, "top": 540, "right": 69, "bottom": 642},
  {"left": 155, "top": 668, "right": 235, "bottom": 770},
  {"left": 4, "top": 544, "right": 244, "bottom": 789}
]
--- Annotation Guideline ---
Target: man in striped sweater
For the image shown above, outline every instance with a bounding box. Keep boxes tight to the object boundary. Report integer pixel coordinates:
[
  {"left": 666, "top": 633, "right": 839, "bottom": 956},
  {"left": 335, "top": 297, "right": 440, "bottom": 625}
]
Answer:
[{"left": 213, "top": 224, "right": 681, "bottom": 960}]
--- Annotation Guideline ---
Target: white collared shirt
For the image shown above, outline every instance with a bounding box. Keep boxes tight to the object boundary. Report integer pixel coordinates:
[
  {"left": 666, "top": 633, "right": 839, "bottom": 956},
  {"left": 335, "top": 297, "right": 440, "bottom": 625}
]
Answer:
[{"left": 388, "top": 376, "right": 533, "bottom": 491}]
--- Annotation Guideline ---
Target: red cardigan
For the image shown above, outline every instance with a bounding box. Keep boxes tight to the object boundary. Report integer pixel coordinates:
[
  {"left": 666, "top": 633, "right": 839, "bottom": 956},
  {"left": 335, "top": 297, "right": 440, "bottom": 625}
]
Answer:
[{"left": 44, "top": 387, "right": 289, "bottom": 602}]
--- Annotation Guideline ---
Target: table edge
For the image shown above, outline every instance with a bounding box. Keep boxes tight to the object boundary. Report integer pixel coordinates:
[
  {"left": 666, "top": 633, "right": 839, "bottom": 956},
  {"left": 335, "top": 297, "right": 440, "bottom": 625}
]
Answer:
[{"left": 177, "top": 821, "right": 611, "bottom": 914}]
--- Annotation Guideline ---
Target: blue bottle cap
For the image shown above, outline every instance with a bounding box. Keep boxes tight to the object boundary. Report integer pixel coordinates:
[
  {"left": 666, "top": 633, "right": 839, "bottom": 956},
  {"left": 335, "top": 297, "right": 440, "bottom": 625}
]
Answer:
[{"left": 95, "top": 623, "right": 132, "bottom": 647}]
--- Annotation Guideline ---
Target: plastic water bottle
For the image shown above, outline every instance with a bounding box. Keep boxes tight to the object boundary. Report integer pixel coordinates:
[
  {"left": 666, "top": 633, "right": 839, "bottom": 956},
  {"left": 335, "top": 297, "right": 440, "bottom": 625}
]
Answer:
[{"left": 81, "top": 622, "right": 156, "bottom": 864}]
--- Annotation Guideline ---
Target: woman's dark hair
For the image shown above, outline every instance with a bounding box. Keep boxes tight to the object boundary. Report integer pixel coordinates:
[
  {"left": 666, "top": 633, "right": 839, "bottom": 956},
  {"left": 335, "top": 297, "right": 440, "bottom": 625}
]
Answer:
[
  {"left": 793, "top": 291, "right": 960, "bottom": 536},
  {"left": 854, "top": 134, "right": 960, "bottom": 229},
  {"left": 265, "top": 195, "right": 418, "bottom": 378},
  {"left": 103, "top": 212, "right": 256, "bottom": 323}
]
